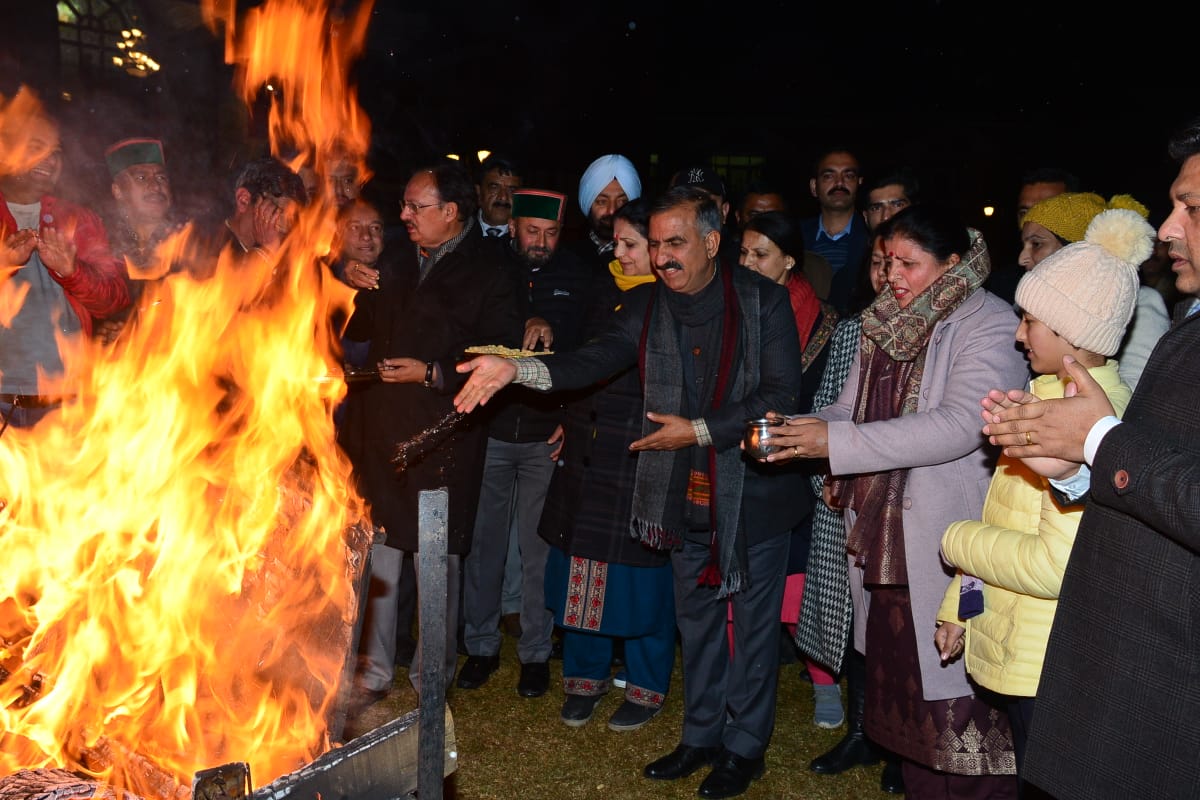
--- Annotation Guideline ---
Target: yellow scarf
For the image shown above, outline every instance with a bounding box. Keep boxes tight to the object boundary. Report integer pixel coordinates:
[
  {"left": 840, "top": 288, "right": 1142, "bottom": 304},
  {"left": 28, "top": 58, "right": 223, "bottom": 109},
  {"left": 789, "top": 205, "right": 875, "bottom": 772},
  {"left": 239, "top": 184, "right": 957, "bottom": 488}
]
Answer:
[{"left": 608, "top": 258, "right": 657, "bottom": 299}]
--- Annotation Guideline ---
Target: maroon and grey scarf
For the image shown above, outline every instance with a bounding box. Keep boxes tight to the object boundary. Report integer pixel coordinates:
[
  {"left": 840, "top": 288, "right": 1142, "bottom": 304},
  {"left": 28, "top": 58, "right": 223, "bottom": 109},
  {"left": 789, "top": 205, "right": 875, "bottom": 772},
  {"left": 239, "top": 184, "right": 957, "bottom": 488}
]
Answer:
[{"left": 827, "top": 229, "right": 990, "bottom": 585}]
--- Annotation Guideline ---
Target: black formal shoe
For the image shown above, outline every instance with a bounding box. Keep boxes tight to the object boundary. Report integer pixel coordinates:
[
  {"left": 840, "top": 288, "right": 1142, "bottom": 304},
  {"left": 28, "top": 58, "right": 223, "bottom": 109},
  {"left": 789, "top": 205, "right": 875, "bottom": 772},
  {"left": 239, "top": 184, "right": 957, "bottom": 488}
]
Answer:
[
  {"left": 644, "top": 744, "right": 719, "bottom": 781},
  {"left": 560, "top": 693, "right": 604, "bottom": 727},
  {"left": 517, "top": 660, "right": 550, "bottom": 697},
  {"left": 880, "top": 756, "right": 905, "bottom": 794},
  {"left": 607, "top": 699, "right": 662, "bottom": 731},
  {"left": 455, "top": 654, "right": 500, "bottom": 689},
  {"left": 697, "top": 750, "right": 765, "bottom": 799},
  {"left": 808, "top": 730, "right": 880, "bottom": 774}
]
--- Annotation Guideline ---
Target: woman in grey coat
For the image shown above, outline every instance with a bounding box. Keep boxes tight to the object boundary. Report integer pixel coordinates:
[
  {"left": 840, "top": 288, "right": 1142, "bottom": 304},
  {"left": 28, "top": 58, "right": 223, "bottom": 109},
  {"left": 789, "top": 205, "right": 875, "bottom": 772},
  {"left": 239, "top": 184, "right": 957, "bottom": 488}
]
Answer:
[{"left": 761, "top": 205, "right": 1029, "bottom": 798}]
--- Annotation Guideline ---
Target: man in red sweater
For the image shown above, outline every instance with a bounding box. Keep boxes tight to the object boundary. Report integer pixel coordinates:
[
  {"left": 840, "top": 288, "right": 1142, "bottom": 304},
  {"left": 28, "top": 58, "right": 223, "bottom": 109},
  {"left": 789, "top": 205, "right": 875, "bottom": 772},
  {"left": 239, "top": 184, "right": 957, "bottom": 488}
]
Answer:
[{"left": 0, "top": 91, "right": 129, "bottom": 428}]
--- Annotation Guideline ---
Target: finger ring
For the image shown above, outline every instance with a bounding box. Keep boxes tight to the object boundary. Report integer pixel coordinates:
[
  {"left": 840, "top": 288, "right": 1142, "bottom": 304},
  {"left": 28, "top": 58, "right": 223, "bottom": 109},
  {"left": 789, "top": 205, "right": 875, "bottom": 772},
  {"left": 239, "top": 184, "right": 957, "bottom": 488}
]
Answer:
[
  {"left": 1025, "top": 430, "right": 1033, "bottom": 445},
  {"left": 793, "top": 446, "right": 801, "bottom": 457}
]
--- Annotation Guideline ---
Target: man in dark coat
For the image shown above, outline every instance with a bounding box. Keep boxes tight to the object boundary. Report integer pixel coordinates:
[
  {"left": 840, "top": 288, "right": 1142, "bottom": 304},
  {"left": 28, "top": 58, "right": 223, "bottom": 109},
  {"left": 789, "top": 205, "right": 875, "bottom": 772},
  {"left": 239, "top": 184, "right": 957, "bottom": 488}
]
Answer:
[
  {"left": 457, "top": 189, "right": 592, "bottom": 698},
  {"left": 453, "top": 186, "right": 806, "bottom": 799},
  {"left": 982, "top": 117, "right": 1200, "bottom": 800},
  {"left": 338, "top": 161, "right": 522, "bottom": 714}
]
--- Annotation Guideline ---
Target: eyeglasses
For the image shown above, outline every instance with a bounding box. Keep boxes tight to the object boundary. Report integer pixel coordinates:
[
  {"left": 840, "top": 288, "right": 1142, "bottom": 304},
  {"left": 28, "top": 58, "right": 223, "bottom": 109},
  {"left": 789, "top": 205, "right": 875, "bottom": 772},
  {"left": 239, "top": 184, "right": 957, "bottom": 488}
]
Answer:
[
  {"left": 866, "top": 198, "right": 910, "bottom": 214},
  {"left": 401, "top": 200, "right": 442, "bottom": 215}
]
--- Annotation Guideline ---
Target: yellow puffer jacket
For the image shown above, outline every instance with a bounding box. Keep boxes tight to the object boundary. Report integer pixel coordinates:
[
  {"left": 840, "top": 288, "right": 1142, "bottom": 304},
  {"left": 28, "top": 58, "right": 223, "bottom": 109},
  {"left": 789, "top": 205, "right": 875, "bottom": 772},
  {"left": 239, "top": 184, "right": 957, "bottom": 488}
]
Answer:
[{"left": 937, "top": 360, "right": 1131, "bottom": 697}]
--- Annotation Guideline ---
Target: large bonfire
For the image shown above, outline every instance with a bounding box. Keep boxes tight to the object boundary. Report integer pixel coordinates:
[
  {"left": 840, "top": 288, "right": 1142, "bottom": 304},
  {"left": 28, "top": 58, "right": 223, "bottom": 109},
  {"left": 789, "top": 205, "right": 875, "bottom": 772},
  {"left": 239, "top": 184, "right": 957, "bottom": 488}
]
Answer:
[{"left": 0, "top": 1, "right": 377, "bottom": 797}]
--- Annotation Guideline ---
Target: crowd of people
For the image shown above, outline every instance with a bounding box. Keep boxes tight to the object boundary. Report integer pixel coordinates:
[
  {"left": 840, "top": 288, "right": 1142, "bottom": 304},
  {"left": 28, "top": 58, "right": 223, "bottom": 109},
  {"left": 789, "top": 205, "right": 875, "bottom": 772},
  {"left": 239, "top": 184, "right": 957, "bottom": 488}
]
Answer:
[{"left": 2, "top": 86, "right": 1197, "bottom": 800}]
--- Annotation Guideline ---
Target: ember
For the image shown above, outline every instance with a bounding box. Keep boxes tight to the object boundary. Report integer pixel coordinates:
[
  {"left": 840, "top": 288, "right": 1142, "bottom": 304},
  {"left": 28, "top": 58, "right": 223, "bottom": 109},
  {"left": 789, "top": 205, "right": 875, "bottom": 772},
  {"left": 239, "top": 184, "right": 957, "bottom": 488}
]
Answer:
[{"left": 0, "top": 0, "right": 383, "bottom": 797}]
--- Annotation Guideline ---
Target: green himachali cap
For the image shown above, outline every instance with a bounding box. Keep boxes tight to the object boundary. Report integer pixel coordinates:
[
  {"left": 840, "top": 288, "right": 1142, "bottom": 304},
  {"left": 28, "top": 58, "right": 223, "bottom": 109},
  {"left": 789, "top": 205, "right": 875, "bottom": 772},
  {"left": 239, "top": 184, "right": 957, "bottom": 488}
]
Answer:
[
  {"left": 511, "top": 189, "right": 566, "bottom": 223},
  {"left": 105, "top": 138, "right": 165, "bottom": 178}
]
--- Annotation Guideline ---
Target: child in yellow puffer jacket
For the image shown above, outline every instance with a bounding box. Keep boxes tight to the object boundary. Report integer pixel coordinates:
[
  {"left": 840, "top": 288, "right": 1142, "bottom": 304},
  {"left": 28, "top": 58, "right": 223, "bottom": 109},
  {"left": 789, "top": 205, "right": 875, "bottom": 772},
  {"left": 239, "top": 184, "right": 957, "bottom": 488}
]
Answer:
[{"left": 935, "top": 207, "right": 1155, "bottom": 782}]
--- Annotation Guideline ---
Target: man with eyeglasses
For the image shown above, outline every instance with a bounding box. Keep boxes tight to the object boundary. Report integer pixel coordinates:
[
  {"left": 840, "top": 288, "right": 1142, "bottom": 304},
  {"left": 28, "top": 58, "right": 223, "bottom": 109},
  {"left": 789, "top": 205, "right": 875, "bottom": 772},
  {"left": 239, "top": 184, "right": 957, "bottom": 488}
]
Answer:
[
  {"left": 337, "top": 160, "right": 523, "bottom": 723},
  {"left": 801, "top": 148, "right": 868, "bottom": 314}
]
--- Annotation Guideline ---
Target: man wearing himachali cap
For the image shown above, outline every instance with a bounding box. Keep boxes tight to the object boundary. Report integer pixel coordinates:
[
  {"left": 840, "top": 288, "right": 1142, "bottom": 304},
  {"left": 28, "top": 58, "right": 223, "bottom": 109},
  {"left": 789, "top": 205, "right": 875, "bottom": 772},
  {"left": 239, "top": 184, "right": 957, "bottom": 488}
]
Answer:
[
  {"left": 458, "top": 189, "right": 593, "bottom": 698},
  {"left": 95, "top": 137, "right": 185, "bottom": 344}
]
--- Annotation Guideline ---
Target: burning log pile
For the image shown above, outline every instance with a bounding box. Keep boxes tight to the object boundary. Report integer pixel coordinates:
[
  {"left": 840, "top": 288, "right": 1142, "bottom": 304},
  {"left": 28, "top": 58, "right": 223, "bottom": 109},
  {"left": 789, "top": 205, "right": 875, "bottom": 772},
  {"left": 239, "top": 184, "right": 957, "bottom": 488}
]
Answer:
[{"left": 0, "top": 1, "right": 404, "bottom": 798}]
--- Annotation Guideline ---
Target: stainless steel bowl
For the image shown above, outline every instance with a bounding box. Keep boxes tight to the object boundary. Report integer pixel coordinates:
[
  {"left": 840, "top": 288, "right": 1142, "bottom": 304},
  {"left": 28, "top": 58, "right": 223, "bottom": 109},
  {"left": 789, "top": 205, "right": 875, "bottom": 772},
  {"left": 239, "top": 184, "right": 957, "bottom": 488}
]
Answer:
[{"left": 744, "top": 417, "right": 779, "bottom": 459}]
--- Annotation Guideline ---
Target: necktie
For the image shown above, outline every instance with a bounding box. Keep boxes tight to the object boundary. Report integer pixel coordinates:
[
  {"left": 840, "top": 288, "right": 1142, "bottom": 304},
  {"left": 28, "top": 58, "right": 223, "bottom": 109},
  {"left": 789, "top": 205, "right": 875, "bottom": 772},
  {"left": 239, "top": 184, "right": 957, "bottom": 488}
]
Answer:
[{"left": 486, "top": 227, "right": 503, "bottom": 237}]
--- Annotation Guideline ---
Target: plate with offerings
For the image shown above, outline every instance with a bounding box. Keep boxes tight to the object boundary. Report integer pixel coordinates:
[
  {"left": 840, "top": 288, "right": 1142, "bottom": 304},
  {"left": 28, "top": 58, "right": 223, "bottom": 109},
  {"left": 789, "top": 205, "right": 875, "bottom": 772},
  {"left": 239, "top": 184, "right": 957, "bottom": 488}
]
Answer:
[{"left": 462, "top": 344, "right": 552, "bottom": 358}]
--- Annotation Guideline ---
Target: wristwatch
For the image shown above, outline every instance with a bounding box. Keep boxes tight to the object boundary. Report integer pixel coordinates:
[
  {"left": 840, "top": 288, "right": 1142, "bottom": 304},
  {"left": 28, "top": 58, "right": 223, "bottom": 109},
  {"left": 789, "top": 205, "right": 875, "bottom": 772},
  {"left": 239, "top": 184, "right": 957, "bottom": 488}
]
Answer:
[{"left": 423, "top": 361, "right": 435, "bottom": 388}]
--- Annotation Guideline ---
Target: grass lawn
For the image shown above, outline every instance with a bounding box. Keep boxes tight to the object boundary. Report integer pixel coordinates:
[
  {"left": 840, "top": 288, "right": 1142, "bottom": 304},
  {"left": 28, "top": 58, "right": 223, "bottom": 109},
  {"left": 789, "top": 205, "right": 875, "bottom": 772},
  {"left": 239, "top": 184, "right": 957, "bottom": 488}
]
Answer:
[{"left": 345, "top": 632, "right": 893, "bottom": 800}]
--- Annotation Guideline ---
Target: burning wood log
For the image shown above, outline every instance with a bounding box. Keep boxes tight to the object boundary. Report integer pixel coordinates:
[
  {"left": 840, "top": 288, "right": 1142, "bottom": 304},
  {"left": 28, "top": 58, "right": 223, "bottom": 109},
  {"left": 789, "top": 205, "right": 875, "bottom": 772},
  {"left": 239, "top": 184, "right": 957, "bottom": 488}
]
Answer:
[{"left": 0, "top": 767, "right": 142, "bottom": 800}]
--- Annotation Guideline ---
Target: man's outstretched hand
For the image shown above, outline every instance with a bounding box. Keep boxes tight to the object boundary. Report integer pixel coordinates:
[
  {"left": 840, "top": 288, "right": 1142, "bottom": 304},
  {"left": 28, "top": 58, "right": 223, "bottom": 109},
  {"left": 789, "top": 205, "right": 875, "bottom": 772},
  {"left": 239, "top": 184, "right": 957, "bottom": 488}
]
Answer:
[{"left": 454, "top": 355, "right": 517, "bottom": 412}]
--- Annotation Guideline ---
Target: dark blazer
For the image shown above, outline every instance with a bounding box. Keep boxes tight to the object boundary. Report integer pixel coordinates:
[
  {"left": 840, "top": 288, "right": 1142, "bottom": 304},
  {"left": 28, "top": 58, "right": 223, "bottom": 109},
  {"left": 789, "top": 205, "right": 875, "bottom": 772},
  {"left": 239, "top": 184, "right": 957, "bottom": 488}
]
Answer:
[
  {"left": 483, "top": 244, "right": 593, "bottom": 443},
  {"left": 538, "top": 273, "right": 667, "bottom": 566},
  {"left": 540, "top": 264, "right": 808, "bottom": 541},
  {"left": 799, "top": 214, "right": 869, "bottom": 315},
  {"left": 337, "top": 231, "right": 522, "bottom": 553},
  {"left": 1023, "top": 304, "right": 1200, "bottom": 800}
]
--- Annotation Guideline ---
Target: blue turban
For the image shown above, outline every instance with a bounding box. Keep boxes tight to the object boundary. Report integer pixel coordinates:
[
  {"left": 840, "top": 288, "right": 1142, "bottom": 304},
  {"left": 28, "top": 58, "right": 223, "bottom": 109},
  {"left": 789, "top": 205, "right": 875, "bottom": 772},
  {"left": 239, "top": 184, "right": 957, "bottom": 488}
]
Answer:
[{"left": 577, "top": 154, "right": 642, "bottom": 215}]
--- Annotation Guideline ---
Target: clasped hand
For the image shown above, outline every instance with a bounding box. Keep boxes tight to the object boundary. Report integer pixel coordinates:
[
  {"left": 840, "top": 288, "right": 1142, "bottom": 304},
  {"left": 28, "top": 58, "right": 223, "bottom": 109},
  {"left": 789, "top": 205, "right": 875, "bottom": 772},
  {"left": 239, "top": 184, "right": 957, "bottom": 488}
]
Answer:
[{"left": 2, "top": 228, "right": 76, "bottom": 275}]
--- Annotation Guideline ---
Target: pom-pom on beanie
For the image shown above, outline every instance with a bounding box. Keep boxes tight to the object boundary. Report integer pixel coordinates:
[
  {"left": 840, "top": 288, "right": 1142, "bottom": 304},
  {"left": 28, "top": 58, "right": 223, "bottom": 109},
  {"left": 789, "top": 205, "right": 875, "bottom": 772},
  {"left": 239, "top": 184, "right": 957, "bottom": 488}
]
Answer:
[{"left": 1015, "top": 208, "right": 1155, "bottom": 356}]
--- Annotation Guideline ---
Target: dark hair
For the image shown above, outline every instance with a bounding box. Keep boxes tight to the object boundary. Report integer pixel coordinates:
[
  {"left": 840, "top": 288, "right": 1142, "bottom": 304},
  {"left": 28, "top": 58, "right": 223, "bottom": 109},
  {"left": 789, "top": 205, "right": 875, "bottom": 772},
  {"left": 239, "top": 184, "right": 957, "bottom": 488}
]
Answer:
[
  {"left": 234, "top": 156, "right": 308, "bottom": 204},
  {"left": 652, "top": 185, "right": 721, "bottom": 237},
  {"left": 847, "top": 232, "right": 884, "bottom": 316},
  {"left": 612, "top": 196, "right": 650, "bottom": 239},
  {"left": 810, "top": 146, "right": 859, "bottom": 177},
  {"left": 741, "top": 210, "right": 804, "bottom": 262},
  {"left": 415, "top": 160, "right": 478, "bottom": 222},
  {"left": 354, "top": 179, "right": 394, "bottom": 224},
  {"left": 1019, "top": 166, "right": 1080, "bottom": 192},
  {"left": 736, "top": 179, "right": 790, "bottom": 228},
  {"left": 1167, "top": 117, "right": 1200, "bottom": 163},
  {"left": 475, "top": 153, "right": 521, "bottom": 183},
  {"left": 864, "top": 166, "right": 922, "bottom": 205},
  {"left": 875, "top": 203, "right": 971, "bottom": 264},
  {"left": 740, "top": 177, "right": 789, "bottom": 203},
  {"left": 337, "top": 194, "right": 381, "bottom": 224}
]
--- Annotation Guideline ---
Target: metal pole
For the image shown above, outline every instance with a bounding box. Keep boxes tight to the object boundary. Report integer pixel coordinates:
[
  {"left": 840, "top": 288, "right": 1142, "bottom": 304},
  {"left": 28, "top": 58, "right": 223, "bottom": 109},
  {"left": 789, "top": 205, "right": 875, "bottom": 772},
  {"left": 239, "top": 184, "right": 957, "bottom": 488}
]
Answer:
[{"left": 416, "top": 488, "right": 448, "bottom": 800}]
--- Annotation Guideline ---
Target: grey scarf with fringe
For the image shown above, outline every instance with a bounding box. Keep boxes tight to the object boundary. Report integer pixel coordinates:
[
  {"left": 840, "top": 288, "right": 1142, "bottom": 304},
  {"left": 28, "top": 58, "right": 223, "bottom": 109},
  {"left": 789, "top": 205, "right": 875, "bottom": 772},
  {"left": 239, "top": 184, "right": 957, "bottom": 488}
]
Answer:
[{"left": 629, "top": 264, "right": 761, "bottom": 597}]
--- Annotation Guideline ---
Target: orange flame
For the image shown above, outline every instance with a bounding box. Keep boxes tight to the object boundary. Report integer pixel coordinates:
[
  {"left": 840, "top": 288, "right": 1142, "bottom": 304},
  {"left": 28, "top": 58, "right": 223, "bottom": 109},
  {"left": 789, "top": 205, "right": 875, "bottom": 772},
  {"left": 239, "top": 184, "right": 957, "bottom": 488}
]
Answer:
[{"left": 0, "top": 0, "right": 378, "bottom": 796}]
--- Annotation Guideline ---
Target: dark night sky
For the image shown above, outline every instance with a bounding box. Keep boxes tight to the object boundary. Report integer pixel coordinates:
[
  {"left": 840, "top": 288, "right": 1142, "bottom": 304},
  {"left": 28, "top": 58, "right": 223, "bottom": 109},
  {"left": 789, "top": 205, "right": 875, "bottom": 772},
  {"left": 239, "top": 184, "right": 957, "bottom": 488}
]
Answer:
[{"left": 7, "top": 0, "right": 1192, "bottom": 262}]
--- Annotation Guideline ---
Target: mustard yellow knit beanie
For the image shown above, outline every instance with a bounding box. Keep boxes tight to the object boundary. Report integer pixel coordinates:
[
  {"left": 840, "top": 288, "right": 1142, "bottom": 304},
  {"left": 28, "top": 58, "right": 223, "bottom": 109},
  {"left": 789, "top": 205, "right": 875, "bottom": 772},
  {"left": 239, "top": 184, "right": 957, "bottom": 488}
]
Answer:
[{"left": 1023, "top": 192, "right": 1151, "bottom": 244}]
